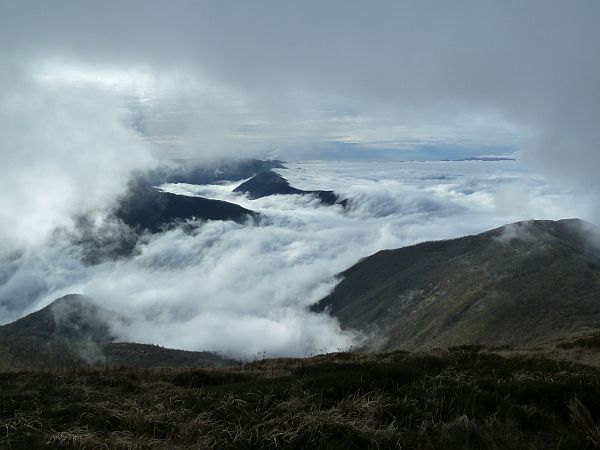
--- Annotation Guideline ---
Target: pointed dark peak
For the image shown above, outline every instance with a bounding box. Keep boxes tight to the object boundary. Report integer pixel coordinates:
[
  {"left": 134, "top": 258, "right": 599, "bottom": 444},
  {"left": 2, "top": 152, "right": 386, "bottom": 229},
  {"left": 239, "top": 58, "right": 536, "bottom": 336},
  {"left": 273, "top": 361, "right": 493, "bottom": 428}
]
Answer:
[
  {"left": 234, "top": 170, "right": 348, "bottom": 207},
  {"left": 233, "top": 170, "right": 302, "bottom": 199}
]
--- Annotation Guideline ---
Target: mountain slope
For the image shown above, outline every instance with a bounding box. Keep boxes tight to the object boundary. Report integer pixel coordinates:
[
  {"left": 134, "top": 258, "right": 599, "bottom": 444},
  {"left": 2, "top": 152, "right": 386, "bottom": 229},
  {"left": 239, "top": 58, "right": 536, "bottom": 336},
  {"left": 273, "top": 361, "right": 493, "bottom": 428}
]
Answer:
[
  {"left": 116, "top": 187, "right": 258, "bottom": 233},
  {"left": 73, "top": 182, "right": 259, "bottom": 264},
  {"left": 0, "top": 294, "right": 115, "bottom": 342},
  {"left": 312, "top": 219, "right": 600, "bottom": 351},
  {"left": 233, "top": 170, "right": 347, "bottom": 206},
  {"left": 0, "top": 295, "right": 233, "bottom": 369}
]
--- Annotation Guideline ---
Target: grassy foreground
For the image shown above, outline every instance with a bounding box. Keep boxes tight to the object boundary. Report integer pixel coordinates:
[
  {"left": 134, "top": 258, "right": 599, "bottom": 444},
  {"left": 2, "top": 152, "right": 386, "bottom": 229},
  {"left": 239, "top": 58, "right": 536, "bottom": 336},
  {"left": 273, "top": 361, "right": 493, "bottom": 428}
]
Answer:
[{"left": 2, "top": 349, "right": 600, "bottom": 449}]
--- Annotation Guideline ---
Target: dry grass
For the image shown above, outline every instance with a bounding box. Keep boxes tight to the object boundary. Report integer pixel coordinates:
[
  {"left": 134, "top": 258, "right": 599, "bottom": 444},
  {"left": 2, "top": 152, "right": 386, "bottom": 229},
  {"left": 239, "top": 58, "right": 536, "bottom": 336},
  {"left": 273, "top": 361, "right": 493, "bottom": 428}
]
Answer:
[{"left": 1, "top": 349, "right": 600, "bottom": 449}]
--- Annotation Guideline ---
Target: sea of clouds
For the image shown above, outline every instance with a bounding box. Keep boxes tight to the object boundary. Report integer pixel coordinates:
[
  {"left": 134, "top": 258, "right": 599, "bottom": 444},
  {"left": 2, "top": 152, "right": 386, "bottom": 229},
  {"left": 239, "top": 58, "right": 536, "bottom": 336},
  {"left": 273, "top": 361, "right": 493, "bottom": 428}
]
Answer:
[{"left": 0, "top": 159, "right": 594, "bottom": 358}]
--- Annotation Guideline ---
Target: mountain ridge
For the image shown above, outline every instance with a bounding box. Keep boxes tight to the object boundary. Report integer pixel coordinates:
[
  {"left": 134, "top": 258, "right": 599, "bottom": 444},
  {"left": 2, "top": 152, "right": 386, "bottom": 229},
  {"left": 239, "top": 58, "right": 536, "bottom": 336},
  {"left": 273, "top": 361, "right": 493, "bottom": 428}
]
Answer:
[
  {"left": 116, "top": 187, "right": 258, "bottom": 233},
  {"left": 312, "top": 219, "right": 600, "bottom": 351},
  {"left": 0, "top": 295, "right": 234, "bottom": 369}
]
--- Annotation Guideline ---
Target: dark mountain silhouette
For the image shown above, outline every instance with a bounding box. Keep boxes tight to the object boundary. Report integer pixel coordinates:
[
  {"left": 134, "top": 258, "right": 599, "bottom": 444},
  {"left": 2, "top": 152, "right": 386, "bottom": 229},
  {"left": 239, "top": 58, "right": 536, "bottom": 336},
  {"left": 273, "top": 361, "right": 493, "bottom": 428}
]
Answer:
[
  {"left": 115, "top": 159, "right": 281, "bottom": 232},
  {"left": 71, "top": 188, "right": 257, "bottom": 264},
  {"left": 0, "top": 295, "right": 233, "bottom": 369},
  {"left": 312, "top": 219, "right": 600, "bottom": 351},
  {"left": 69, "top": 159, "right": 276, "bottom": 264},
  {"left": 116, "top": 186, "right": 258, "bottom": 233},
  {"left": 117, "top": 158, "right": 283, "bottom": 232},
  {"left": 234, "top": 170, "right": 304, "bottom": 197},
  {"left": 233, "top": 170, "right": 347, "bottom": 206}
]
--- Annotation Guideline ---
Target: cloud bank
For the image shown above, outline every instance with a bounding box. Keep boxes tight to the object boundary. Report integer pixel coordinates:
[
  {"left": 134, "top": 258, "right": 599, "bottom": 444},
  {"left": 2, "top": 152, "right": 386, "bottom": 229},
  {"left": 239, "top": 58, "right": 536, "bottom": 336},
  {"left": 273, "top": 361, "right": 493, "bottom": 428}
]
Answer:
[{"left": 2, "top": 161, "right": 594, "bottom": 357}]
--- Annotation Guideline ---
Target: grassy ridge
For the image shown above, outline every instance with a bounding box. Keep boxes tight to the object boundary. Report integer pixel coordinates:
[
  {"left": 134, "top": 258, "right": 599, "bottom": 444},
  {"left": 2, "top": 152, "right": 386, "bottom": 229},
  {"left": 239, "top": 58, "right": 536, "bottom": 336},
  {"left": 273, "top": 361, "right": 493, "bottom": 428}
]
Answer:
[
  {"left": 312, "top": 219, "right": 600, "bottom": 352},
  {"left": 2, "top": 349, "right": 600, "bottom": 449}
]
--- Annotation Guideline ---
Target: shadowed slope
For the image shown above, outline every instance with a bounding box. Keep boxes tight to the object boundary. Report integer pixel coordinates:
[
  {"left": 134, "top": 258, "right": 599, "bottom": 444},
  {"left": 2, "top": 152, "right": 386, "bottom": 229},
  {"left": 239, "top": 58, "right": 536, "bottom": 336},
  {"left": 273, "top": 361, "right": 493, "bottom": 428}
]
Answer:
[
  {"left": 71, "top": 160, "right": 274, "bottom": 263},
  {"left": 0, "top": 295, "right": 233, "bottom": 369},
  {"left": 116, "top": 187, "right": 258, "bottom": 233}
]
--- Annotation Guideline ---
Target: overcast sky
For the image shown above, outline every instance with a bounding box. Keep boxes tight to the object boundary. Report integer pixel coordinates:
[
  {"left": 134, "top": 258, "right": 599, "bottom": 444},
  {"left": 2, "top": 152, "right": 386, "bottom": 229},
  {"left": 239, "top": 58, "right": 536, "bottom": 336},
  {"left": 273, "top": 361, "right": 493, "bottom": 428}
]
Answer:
[{"left": 2, "top": 1, "right": 598, "bottom": 163}]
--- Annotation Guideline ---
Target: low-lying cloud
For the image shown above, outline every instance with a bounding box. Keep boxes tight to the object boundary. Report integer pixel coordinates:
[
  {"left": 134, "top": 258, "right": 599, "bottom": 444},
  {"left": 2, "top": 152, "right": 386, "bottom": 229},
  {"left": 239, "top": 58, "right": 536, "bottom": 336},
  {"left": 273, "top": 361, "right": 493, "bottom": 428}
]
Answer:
[{"left": 1, "top": 160, "right": 594, "bottom": 357}]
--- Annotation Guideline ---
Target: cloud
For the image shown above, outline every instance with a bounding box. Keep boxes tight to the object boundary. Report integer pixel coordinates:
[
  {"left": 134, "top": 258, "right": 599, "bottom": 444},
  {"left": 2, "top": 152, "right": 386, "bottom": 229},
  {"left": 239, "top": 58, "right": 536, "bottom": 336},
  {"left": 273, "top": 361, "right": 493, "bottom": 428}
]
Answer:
[
  {"left": 0, "top": 70, "right": 155, "bottom": 251},
  {"left": 2, "top": 160, "right": 593, "bottom": 357},
  {"left": 3, "top": 1, "right": 598, "bottom": 165}
]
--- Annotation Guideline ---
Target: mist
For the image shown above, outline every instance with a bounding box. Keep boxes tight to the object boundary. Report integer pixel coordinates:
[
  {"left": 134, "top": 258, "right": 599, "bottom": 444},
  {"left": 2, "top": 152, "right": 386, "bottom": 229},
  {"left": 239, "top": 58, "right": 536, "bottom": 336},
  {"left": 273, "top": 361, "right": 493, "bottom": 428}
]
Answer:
[
  {"left": 1, "top": 2, "right": 599, "bottom": 356},
  {"left": 1, "top": 160, "right": 592, "bottom": 357},
  {"left": 0, "top": 72, "right": 154, "bottom": 250}
]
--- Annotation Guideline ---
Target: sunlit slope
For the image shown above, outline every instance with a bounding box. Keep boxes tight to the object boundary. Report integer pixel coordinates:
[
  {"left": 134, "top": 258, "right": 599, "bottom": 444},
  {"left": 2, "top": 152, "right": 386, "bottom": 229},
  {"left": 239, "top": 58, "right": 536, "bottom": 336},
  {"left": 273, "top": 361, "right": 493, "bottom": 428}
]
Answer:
[{"left": 313, "top": 219, "right": 600, "bottom": 350}]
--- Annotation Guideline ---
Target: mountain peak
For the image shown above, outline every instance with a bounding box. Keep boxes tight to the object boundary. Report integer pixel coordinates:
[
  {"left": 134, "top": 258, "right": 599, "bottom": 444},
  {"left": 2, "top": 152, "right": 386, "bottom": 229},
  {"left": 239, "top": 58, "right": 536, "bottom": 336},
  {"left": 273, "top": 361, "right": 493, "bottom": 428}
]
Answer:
[
  {"left": 0, "top": 294, "right": 116, "bottom": 342},
  {"left": 234, "top": 170, "right": 348, "bottom": 207},
  {"left": 233, "top": 170, "right": 302, "bottom": 199},
  {"left": 0, "top": 295, "right": 235, "bottom": 369}
]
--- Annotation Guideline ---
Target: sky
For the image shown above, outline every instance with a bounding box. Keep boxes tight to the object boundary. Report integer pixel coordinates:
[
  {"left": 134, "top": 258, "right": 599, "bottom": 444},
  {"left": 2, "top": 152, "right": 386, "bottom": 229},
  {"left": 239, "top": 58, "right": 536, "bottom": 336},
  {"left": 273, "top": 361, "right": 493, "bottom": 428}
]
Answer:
[
  {"left": 0, "top": 1, "right": 599, "bottom": 357},
  {"left": 3, "top": 1, "right": 598, "bottom": 160},
  {"left": 2, "top": 2, "right": 599, "bottom": 165}
]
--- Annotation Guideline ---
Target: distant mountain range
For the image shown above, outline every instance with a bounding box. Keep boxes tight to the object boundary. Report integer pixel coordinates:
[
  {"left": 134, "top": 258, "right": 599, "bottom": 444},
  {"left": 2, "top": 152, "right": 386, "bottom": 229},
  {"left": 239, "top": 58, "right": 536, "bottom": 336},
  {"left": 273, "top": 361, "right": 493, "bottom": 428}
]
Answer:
[
  {"left": 68, "top": 158, "right": 353, "bottom": 265},
  {"left": 233, "top": 170, "right": 348, "bottom": 207},
  {"left": 312, "top": 219, "right": 600, "bottom": 351},
  {"left": 442, "top": 156, "right": 515, "bottom": 162},
  {"left": 0, "top": 295, "right": 233, "bottom": 369}
]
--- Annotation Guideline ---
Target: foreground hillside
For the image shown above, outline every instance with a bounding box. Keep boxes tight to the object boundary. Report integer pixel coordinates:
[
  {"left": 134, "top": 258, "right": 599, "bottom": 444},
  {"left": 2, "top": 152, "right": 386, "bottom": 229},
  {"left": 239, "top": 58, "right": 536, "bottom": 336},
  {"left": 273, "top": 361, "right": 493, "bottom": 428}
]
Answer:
[
  {"left": 313, "top": 219, "right": 600, "bottom": 351},
  {"left": 2, "top": 348, "right": 600, "bottom": 449}
]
